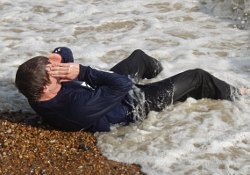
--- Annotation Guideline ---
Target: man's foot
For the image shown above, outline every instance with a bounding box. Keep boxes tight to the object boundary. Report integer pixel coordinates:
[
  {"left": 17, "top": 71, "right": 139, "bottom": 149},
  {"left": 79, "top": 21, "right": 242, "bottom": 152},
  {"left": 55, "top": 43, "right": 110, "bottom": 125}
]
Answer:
[{"left": 239, "top": 86, "right": 250, "bottom": 95}]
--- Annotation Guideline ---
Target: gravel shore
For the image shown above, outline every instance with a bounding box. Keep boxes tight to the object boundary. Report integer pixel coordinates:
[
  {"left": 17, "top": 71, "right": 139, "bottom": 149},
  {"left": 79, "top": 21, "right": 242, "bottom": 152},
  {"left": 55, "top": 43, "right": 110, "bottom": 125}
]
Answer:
[{"left": 0, "top": 111, "right": 144, "bottom": 175}]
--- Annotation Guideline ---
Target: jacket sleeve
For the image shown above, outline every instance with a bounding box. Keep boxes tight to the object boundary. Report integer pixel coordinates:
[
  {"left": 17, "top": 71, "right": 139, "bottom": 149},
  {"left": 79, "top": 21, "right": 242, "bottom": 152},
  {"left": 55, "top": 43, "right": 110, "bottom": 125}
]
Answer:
[{"left": 70, "top": 65, "right": 133, "bottom": 131}]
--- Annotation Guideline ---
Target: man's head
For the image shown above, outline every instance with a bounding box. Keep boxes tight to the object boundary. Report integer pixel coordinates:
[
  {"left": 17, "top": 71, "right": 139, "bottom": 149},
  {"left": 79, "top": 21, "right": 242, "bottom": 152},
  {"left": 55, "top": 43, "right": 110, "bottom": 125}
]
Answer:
[{"left": 15, "top": 56, "right": 50, "bottom": 102}]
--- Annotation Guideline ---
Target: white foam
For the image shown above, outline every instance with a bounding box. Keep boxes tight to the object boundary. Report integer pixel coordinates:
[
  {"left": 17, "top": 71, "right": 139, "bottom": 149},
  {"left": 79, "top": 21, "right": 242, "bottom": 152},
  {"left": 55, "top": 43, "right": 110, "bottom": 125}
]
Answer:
[{"left": 1, "top": 0, "right": 249, "bottom": 174}]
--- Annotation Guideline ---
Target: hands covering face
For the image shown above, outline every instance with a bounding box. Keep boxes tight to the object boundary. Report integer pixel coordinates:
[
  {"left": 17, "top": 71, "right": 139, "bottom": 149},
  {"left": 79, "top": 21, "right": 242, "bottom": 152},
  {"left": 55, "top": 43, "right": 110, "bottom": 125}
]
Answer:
[{"left": 46, "top": 63, "right": 80, "bottom": 83}]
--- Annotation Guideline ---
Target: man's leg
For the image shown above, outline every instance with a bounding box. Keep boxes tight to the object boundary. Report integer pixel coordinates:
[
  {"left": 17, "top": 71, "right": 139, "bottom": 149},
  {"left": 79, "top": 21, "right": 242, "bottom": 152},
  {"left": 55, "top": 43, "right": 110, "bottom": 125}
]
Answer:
[
  {"left": 110, "top": 49, "right": 163, "bottom": 82},
  {"left": 137, "top": 68, "right": 238, "bottom": 112}
]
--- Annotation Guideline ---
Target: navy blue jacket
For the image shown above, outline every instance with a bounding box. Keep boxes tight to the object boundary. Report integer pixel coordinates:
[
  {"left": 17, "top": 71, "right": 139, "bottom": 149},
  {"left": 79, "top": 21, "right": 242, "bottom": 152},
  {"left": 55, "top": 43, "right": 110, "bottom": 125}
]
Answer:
[
  {"left": 30, "top": 65, "right": 133, "bottom": 132},
  {"left": 30, "top": 47, "right": 134, "bottom": 132}
]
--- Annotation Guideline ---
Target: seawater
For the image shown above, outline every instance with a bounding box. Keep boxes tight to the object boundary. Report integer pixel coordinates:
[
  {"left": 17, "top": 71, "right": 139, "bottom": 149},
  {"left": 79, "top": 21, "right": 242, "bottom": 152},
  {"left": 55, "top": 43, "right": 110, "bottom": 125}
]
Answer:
[{"left": 0, "top": 0, "right": 249, "bottom": 174}]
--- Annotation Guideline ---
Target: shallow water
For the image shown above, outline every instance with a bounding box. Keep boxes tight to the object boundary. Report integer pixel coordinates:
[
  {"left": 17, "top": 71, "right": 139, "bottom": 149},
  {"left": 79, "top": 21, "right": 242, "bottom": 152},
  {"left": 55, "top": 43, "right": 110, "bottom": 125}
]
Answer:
[{"left": 0, "top": 0, "right": 250, "bottom": 174}]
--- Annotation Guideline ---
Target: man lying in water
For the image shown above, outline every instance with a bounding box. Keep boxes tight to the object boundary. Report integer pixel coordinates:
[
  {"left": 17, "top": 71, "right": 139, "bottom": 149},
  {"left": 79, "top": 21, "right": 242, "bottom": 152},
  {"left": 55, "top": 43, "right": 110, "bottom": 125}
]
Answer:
[{"left": 15, "top": 47, "right": 245, "bottom": 132}]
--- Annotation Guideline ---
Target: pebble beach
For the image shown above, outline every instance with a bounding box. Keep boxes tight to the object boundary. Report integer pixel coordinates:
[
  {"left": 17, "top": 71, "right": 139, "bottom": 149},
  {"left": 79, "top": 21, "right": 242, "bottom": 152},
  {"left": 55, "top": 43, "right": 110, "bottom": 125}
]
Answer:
[{"left": 0, "top": 111, "right": 143, "bottom": 175}]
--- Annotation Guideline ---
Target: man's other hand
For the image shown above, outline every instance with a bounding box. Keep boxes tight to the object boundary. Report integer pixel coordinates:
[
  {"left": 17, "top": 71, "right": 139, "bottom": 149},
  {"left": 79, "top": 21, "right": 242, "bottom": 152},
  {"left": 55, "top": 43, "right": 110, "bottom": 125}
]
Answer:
[{"left": 48, "top": 53, "right": 62, "bottom": 63}]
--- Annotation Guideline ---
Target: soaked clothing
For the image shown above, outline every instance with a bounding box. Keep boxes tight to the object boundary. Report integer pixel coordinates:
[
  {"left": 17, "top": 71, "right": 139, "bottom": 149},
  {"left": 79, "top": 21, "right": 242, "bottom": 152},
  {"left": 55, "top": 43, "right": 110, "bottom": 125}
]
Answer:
[
  {"left": 30, "top": 48, "right": 238, "bottom": 132},
  {"left": 135, "top": 68, "right": 237, "bottom": 116},
  {"left": 110, "top": 49, "right": 238, "bottom": 119},
  {"left": 30, "top": 65, "right": 133, "bottom": 132}
]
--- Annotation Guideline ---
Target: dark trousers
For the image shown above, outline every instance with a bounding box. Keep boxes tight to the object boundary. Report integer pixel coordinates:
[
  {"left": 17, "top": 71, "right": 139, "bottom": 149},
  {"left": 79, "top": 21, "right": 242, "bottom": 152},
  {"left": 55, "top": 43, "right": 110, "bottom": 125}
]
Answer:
[{"left": 110, "top": 49, "right": 238, "bottom": 115}]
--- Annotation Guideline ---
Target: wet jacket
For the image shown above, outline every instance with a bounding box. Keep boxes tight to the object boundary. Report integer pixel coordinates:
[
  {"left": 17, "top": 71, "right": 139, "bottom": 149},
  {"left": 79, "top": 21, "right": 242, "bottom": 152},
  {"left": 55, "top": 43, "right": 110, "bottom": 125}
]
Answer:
[
  {"left": 30, "top": 65, "right": 133, "bottom": 132},
  {"left": 30, "top": 47, "right": 133, "bottom": 132}
]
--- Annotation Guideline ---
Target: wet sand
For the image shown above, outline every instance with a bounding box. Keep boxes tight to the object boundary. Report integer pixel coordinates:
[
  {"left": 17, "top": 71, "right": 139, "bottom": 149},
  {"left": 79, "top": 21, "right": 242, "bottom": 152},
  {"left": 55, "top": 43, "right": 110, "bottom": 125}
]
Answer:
[{"left": 0, "top": 111, "right": 144, "bottom": 175}]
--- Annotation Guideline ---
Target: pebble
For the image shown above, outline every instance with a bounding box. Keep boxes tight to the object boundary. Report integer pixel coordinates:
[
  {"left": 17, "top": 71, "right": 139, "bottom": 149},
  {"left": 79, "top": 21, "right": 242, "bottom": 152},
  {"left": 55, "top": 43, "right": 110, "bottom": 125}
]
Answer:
[{"left": 0, "top": 112, "right": 144, "bottom": 175}]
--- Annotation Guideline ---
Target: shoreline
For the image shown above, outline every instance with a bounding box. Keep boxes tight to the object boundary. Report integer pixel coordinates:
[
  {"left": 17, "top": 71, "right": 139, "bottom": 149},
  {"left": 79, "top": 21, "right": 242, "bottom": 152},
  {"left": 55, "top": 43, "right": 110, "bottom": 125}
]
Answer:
[{"left": 0, "top": 111, "right": 144, "bottom": 175}]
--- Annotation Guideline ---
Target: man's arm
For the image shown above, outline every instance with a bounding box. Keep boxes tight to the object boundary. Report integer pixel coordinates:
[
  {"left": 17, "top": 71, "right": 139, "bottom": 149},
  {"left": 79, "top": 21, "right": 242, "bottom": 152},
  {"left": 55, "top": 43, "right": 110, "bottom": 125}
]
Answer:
[
  {"left": 77, "top": 65, "right": 132, "bottom": 90},
  {"left": 49, "top": 63, "right": 133, "bottom": 131},
  {"left": 73, "top": 66, "right": 133, "bottom": 131},
  {"left": 49, "top": 62, "right": 133, "bottom": 96}
]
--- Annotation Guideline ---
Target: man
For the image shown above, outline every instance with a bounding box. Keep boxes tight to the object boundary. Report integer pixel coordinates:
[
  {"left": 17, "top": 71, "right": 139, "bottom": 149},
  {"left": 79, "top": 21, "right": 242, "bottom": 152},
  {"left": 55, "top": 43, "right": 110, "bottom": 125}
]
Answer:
[{"left": 15, "top": 47, "right": 241, "bottom": 132}]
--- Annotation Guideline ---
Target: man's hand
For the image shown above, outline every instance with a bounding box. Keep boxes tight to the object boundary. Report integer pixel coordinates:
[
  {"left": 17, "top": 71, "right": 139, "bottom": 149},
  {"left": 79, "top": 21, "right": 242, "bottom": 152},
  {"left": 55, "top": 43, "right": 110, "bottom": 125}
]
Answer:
[
  {"left": 47, "top": 63, "right": 80, "bottom": 83},
  {"left": 48, "top": 53, "right": 62, "bottom": 64}
]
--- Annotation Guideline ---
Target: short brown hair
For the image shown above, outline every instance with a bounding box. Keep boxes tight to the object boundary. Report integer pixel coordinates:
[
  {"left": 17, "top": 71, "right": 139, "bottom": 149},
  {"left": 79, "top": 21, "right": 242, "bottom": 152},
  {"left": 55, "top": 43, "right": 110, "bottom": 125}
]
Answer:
[{"left": 15, "top": 56, "right": 50, "bottom": 102}]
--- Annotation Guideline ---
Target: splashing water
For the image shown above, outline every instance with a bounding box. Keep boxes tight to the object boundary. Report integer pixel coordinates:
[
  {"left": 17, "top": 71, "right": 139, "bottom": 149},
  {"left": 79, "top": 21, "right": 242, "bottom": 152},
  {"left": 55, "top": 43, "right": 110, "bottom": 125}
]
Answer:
[
  {"left": 0, "top": 0, "right": 249, "bottom": 174},
  {"left": 200, "top": 0, "right": 250, "bottom": 29}
]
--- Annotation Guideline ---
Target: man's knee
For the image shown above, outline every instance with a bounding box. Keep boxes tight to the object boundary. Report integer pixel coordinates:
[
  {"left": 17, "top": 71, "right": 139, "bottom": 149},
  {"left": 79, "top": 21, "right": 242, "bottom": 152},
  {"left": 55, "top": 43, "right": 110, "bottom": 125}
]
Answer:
[
  {"left": 191, "top": 68, "right": 207, "bottom": 74},
  {"left": 129, "top": 49, "right": 149, "bottom": 64},
  {"left": 190, "top": 68, "right": 212, "bottom": 80},
  {"left": 131, "top": 49, "right": 145, "bottom": 57}
]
